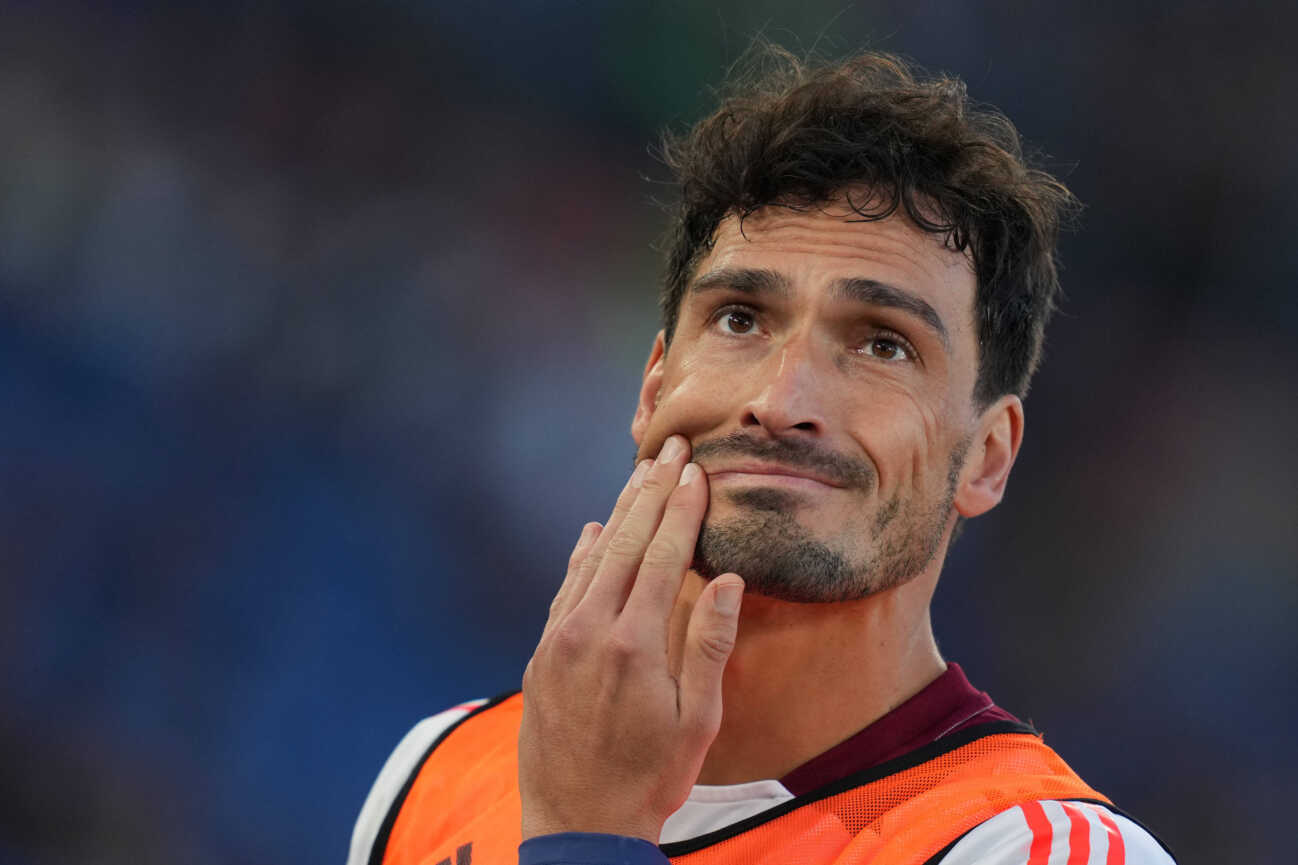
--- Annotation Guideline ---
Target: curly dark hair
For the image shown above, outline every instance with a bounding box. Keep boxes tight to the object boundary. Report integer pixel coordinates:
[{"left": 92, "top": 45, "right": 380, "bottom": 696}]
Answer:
[{"left": 658, "top": 46, "right": 1079, "bottom": 406}]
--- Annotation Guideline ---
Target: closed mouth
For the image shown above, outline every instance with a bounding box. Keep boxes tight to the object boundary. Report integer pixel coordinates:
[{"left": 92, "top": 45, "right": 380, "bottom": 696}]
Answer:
[{"left": 704, "top": 462, "right": 844, "bottom": 489}]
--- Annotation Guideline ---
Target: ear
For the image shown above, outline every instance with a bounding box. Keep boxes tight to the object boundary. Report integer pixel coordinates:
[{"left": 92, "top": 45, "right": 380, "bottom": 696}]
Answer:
[
  {"left": 953, "top": 394, "right": 1024, "bottom": 518},
  {"left": 630, "top": 330, "right": 667, "bottom": 449}
]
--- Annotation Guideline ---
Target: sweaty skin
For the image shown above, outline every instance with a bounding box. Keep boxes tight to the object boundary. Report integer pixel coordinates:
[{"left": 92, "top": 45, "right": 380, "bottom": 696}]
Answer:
[{"left": 519, "top": 196, "right": 1025, "bottom": 840}]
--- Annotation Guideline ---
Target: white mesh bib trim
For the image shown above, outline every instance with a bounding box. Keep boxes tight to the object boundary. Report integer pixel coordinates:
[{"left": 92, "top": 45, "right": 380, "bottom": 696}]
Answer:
[{"left": 660, "top": 780, "right": 796, "bottom": 844}]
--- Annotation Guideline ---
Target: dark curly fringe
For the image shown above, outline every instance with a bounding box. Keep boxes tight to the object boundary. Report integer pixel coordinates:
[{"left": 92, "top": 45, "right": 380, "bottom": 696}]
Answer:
[{"left": 657, "top": 43, "right": 1079, "bottom": 406}]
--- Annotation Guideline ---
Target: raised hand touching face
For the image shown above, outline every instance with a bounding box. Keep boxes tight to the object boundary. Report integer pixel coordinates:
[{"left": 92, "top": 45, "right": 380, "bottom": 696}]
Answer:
[{"left": 518, "top": 435, "right": 746, "bottom": 843}]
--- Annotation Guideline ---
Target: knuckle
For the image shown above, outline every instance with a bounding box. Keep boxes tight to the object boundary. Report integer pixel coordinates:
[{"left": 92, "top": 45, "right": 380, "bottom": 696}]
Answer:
[
  {"left": 550, "top": 621, "right": 585, "bottom": 658},
  {"left": 695, "top": 629, "right": 736, "bottom": 664},
  {"left": 684, "top": 707, "right": 721, "bottom": 741},
  {"left": 575, "top": 557, "right": 600, "bottom": 586},
  {"left": 641, "top": 537, "right": 685, "bottom": 570},
  {"left": 639, "top": 471, "right": 671, "bottom": 494},
  {"left": 604, "top": 528, "right": 647, "bottom": 559},
  {"left": 603, "top": 629, "right": 642, "bottom": 663}
]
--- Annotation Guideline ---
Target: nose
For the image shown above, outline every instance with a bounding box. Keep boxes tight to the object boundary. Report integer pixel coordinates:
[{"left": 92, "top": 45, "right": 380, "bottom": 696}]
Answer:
[{"left": 740, "top": 331, "right": 828, "bottom": 437}]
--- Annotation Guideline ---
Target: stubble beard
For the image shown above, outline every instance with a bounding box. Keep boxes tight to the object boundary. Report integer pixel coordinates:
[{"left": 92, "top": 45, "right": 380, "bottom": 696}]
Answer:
[{"left": 691, "top": 442, "right": 968, "bottom": 603}]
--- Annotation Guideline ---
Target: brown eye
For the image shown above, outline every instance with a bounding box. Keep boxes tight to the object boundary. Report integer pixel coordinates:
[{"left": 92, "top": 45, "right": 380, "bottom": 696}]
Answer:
[
  {"left": 864, "top": 336, "right": 911, "bottom": 361},
  {"left": 719, "top": 309, "right": 756, "bottom": 334}
]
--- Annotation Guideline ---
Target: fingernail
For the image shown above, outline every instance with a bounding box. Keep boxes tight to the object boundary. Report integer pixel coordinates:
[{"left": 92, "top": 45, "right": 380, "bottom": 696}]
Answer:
[
  {"left": 660, "top": 436, "right": 684, "bottom": 463},
  {"left": 631, "top": 460, "right": 652, "bottom": 488},
  {"left": 714, "top": 581, "right": 743, "bottom": 615},
  {"left": 678, "top": 463, "right": 701, "bottom": 486}
]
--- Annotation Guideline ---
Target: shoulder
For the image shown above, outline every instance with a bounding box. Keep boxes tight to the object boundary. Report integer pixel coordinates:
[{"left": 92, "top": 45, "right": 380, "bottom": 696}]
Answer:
[
  {"left": 346, "top": 699, "right": 490, "bottom": 865},
  {"left": 935, "top": 800, "right": 1176, "bottom": 865}
]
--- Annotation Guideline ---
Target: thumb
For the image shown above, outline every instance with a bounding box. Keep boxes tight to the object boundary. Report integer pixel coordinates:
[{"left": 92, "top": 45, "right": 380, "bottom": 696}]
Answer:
[{"left": 679, "top": 575, "right": 744, "bottom": 732}]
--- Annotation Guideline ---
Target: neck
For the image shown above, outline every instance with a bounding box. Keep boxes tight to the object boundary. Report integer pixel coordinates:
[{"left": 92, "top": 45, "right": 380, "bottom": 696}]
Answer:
[{"left": 671, "top": 571, "right": 945, "bottom": 786}]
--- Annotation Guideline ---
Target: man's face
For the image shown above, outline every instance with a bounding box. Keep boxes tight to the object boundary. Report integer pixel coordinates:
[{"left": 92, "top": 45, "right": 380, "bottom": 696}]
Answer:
[{"left": 632, "top": 196, "right": 994, "bottom": 603}]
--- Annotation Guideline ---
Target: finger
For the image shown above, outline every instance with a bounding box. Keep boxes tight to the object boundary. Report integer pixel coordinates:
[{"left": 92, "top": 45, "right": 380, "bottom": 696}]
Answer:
[
  {"left": 543, "top": 521, "right": 602, "bottom": 633},
  {"left": 679, "top": 574, "right": 744, "bottom": 734},
  {"left": 620, "top": 461, "right": 708, "bottom": 640},
  {"left": 571, "top": 522, "right": 603, "bottom": 571},
  {"left": 583, "top": 435, "right": 691, "bottom": 615},
  {"left": 549, "top": 460, "right": 651, "bottom": 625}
]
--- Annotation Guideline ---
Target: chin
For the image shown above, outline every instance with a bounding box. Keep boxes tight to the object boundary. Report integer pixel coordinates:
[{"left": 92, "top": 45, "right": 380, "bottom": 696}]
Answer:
[{"left": 691, "top": 510, "right": 867, "bottom": 603}]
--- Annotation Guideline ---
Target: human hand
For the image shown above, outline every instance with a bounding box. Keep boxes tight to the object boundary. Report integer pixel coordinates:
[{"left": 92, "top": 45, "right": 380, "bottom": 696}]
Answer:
[{"left": 518, "top": 435, "right": 745, "bottom": 843}]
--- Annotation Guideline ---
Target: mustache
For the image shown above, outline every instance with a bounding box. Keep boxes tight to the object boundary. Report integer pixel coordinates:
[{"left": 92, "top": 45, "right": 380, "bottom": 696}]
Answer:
[{"left": 690, "top": 432, "right": 875, "bottom": 490}]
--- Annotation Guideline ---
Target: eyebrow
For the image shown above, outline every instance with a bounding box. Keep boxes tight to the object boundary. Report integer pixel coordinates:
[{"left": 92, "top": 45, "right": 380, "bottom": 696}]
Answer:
[
  {"left": 687, "top": 267, "right": 790, "bottom": 298},
  {"left": 832, "top": 277, "right": 950, "bottom": 352}
]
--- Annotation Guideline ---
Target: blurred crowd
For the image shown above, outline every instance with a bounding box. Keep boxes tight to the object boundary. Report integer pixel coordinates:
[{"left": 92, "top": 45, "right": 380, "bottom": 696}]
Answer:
[{"left": 2, "top": 2, "right": 1294, "bottom": 864}]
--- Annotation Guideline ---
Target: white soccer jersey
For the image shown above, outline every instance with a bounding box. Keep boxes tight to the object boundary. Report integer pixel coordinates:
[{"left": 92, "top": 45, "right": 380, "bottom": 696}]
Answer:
[{"left": 349, "top": 705, "right": 1175, "bottom": 865}]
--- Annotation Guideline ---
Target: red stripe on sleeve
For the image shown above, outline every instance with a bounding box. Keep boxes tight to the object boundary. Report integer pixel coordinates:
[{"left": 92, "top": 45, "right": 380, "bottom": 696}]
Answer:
[
  {"left": 1061, "top": 803, "right": 1092, "bottom": 865},
  {"left": 1092, "top": 807, "right": 1126, "bottom": 865},
  {"left": 1020, "top": 800, "right": 1054, "bottom": 865}
]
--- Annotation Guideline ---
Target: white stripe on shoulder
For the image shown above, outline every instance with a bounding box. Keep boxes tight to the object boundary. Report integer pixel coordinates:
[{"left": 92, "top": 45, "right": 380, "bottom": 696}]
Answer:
[
  {"left": 346, "top": 699, "right": 489, "bottom": 865},
  {"left": 934, "top": 799, "right": 1176, "bottom": 865}
]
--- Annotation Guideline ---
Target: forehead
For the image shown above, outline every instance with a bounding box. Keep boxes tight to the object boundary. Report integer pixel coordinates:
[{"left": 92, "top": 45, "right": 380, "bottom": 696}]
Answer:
[{"left": 695, "top": 201, "right": 976, "bottom": 332}]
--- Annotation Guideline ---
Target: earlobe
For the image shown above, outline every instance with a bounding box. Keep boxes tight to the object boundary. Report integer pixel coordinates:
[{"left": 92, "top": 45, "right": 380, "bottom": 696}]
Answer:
[
  {"left": 953, "top": 395, "right": 1024, "bottom": 519},
  {"left": 630, "top": 331, "right": 667, "bottom": 447}
]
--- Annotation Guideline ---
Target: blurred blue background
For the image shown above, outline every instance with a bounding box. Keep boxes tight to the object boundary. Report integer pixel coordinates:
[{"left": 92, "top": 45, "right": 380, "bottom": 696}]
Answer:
[{"left": 2, "top": 2, "right": 1295, "bottom": 863}]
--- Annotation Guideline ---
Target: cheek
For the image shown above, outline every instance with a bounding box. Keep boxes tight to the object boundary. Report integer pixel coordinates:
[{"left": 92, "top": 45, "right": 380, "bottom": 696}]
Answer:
[
  {"left": 903, "top": 395, "right": 965, "bottom": 498},
  {"left": 853, "top": 383, "right": 947, "bottom": 493},
  {"left": 640, "top": 362, "right": 737, "bottom": 457}
]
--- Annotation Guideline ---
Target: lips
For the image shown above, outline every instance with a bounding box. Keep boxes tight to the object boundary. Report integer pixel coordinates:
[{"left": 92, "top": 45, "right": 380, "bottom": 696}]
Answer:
[
  {"left": 690, "top": 432, "right": 873, "bottom": 491},
  {"left": 703, "top": 461, "right": 845, "bottom": 489}
]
